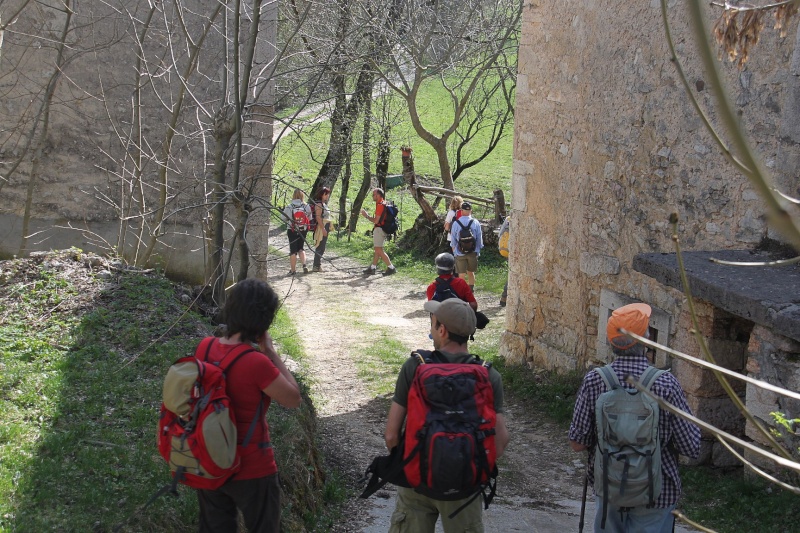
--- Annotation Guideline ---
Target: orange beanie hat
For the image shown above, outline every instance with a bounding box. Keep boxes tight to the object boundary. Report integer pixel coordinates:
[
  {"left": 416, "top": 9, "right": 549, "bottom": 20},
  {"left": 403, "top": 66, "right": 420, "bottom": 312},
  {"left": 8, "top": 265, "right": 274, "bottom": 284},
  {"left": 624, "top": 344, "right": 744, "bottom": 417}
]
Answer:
[{"left": 607, "top": 303, "right": 651, "bottom": 350}]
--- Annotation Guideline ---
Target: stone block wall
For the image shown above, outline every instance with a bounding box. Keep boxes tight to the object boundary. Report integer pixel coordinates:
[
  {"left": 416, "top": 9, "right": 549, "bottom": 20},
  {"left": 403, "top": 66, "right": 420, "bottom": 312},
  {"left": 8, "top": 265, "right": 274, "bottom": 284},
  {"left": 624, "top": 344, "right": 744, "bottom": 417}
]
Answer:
[
  {"left": 667, "top": 302, "right": 751, "bottom": 467},
  {"left": 502, "top": 0, "right": 800, "bottom": 473},
  {"left": 744, "top": 326, "right": 800, "bottom": 472},
  {"left": 505, "top": 0, "right": 800, "bottom": 369}
]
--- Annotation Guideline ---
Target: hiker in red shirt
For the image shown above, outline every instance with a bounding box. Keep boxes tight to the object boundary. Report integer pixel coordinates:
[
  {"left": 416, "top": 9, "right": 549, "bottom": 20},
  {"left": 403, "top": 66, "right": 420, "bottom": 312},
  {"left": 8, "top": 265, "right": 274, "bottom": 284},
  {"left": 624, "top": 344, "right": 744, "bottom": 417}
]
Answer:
[
  {"left": 197, "top": 279, "right": 302, "bottom": 533},
  {"left": 426, "top": 252, "right": 477, "bottom": 310},
  {"left": 360, "top": 187, "right": 396, "bottom": 275}
]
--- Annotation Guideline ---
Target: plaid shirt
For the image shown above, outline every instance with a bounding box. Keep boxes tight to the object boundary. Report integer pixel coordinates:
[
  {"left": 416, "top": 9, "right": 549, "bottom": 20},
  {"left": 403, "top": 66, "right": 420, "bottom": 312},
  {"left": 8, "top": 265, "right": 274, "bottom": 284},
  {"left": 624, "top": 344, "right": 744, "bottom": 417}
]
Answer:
[{"left": 568, "top": 355, "right": 701, "bottom": 507}]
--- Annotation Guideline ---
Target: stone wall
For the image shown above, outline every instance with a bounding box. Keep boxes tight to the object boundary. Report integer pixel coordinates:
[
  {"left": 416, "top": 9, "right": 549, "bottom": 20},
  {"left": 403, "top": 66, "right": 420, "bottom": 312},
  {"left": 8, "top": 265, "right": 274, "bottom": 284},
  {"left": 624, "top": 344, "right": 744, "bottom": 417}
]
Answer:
[
  {"left": 502, "top": 1, "right": 800, "bottom": 471},
  {"left": 0, "top": 1, "right": 277, "bottom": 283},
  {"left": 744, "top": 327, "right": 800, "bottom": 471},
  {"left": 502, "top": 0, "right": 800, "bottom": 370},
  {"left": 670, "top": 302, "right": 751, "bottom": 466}
]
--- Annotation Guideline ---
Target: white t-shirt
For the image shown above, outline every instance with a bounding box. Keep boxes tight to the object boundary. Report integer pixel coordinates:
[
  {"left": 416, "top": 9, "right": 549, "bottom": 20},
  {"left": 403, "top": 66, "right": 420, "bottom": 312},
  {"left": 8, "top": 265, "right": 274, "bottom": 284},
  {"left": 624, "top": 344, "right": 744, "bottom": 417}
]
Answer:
[{"left": 444, "top": 209, "right": 457, "bottom": 243}]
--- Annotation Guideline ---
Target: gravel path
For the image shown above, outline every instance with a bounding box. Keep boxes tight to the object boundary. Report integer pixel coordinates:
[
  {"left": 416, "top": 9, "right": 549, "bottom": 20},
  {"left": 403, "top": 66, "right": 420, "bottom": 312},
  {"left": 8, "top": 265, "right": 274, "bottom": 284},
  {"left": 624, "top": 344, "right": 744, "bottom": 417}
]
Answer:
[{"left": 265, "top": 228, "right": 695, "bottom": 532}]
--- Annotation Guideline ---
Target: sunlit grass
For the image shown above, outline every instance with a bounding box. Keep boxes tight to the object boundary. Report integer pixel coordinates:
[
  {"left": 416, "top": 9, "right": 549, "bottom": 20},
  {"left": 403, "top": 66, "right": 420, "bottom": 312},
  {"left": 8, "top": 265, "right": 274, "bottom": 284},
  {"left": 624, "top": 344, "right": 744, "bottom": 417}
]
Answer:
[
  {"left": 0, "top": 256, "right": 329, "bottom": 533},
  {"left": 274, "top": 80, "right": 514, "bottom": 202}
]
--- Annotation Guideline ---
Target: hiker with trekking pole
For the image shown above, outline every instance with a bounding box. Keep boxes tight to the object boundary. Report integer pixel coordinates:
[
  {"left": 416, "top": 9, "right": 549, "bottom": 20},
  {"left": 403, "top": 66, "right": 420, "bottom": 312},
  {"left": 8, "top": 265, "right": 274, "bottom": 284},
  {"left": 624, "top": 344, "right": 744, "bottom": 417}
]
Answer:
[{"left": 569, "top": 303, "right": 700, "bottom": 532}]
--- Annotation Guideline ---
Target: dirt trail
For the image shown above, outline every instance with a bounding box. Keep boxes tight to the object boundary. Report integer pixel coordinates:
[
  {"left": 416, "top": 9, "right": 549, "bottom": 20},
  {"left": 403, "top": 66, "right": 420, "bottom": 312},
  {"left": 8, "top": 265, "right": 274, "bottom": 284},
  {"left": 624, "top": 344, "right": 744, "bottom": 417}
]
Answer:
[{"left": 266, "top": 228, "right": 694, "bottom": 532}]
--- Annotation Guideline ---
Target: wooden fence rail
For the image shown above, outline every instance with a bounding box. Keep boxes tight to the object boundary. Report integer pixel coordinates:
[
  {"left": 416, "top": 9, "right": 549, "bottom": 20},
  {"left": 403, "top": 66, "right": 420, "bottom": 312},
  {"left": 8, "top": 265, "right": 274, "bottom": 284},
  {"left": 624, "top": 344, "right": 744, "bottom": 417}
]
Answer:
[
  {"left": 400, "top": 147, "right": 508, "bottom": 224},
  {"left": 414, "top": 185, "right": 507, "bottom": 223}
]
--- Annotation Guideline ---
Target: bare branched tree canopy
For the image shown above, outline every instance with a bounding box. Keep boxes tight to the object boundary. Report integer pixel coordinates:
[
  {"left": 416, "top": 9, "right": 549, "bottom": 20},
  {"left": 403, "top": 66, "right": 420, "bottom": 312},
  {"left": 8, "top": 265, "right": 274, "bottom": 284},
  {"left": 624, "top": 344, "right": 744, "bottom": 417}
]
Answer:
[
  {"left": 0, "top": 0, "right": 521, "bottom": 293},
  {"left": 359, "top": 0, "right": 522, "bottom": 190},
  {"left": 0, "top": 0, "right": 290, "bottom": 302}
]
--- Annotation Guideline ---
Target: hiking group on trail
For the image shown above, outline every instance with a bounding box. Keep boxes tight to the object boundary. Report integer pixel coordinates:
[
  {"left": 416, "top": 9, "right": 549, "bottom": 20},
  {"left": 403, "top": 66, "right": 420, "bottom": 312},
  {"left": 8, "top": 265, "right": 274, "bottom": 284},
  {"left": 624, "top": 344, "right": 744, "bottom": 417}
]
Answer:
[{"left": 156, "top": 190, "right": 701, "bottom": 533}]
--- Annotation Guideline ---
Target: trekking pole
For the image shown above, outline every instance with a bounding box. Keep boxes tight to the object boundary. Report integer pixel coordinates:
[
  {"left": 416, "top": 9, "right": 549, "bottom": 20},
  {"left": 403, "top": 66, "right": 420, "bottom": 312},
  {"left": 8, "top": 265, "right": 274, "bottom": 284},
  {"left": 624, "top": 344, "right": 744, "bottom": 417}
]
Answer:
[{"left": 578, "top": 457, "right": 589, "bottom": 533}]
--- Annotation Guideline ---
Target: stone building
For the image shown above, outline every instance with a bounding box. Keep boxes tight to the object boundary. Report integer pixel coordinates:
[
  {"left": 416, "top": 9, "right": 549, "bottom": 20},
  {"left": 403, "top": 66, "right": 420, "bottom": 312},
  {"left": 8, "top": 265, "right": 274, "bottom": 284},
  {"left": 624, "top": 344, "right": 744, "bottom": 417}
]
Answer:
[{"left": 502, "top": 1, "right": 800, "bottom": 467}]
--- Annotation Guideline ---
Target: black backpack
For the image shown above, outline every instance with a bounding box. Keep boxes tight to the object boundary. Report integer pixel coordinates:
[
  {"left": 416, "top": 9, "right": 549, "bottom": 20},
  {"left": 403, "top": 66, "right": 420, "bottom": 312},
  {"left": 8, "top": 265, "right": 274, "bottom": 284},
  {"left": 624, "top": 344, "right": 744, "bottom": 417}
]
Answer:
[
  {"left": 380, "top": 202, "right": 399, "bottom": 236},
  {"left": 455, "top": 219, "right": 476, "bottom": 254},
  {"left": 431, "top": 277, "right": 458, "bottom": 302}
]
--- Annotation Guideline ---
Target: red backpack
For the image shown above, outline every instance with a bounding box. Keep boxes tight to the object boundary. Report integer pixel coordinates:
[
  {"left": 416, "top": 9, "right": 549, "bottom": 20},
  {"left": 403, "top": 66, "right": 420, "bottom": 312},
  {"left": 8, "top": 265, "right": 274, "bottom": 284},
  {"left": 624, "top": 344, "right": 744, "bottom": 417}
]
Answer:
[
  {"left": 403, "top": 350, "right": 498, "bottom": 513},
  {"left": 157, "top": 337, "right": 261, "bottom": 490},
  {"left": 307, "top": 200, "right": 320, "bottom": 232},
  {"left": 291, "top": 204, "right": 311, "bottom": 232}
]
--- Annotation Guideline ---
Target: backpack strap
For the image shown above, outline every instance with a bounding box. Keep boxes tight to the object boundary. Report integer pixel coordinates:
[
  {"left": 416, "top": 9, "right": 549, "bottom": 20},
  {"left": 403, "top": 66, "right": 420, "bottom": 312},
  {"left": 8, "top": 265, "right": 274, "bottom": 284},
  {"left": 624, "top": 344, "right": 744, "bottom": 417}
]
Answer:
[
  {"left": 455, "top": 218, "right": 467, "bottom": 230},
  {"left": 219, "top": 345, "right": 269, "bottom": 449},
  {"left": 639, "top": 366, "right": 665, "bottom": 392},
  {"left": 358, "top": 439, "right": 415, "bottom": 498},
  {"left": 411, "top": 349, "right": 491, "bottom": 368},
  {"left": 199, "top": 339, "right": 265, "bottom": 448},
  {"left": 637, "top": 366, "right": 664, "bottom": 508},
  {"left": 410, "top": 349, "right": 436, "bottom": 365},
  {"left": 467, "top": 353, "right": 491, "bottom": 369},
  {"left": 194, "top": 336, "right": 216, "bottom": 360},
  {"left": 376, "top": 201, "right": 387, "bottom": 227},
  {"left": 199, "top": 337, "right": 257, "bottom": 373},
  {"left": 434, "top": 277, "right": 452, "bottom": 294},
  {"left": 218, "top": 344, "right": 257, "bottom": 372},
  {"left": 594, "top": 365, "right": 621, "bottom": 391}
]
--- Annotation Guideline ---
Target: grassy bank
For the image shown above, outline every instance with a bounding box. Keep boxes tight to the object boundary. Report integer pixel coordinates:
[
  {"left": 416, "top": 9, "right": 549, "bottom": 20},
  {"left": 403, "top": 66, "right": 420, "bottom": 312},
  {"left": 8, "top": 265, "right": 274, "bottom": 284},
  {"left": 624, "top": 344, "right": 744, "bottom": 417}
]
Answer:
[
  {"left": 0, "top": 250, "right": 332, "bottom": 532},
  {"left": 680, "top": 466, "right": 799, "bottom": 533}
]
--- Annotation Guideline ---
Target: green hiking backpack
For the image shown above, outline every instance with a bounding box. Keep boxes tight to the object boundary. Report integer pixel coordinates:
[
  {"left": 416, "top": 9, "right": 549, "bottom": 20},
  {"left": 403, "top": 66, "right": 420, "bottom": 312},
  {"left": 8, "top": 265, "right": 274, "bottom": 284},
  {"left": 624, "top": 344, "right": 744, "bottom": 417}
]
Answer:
[{"left": 593, "top": 365, "right": 664, "bottom": 527}]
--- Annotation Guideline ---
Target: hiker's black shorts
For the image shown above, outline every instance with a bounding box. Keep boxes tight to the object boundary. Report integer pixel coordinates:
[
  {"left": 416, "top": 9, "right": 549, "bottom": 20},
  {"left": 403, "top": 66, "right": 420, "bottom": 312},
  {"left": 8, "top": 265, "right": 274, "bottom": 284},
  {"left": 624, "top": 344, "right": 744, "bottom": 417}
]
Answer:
[
  {"left": 287, "top": 229, "right": 307, "bottom": 254},
  {"left": 198, "top": 473, "right": 281, "bottom": 533}
]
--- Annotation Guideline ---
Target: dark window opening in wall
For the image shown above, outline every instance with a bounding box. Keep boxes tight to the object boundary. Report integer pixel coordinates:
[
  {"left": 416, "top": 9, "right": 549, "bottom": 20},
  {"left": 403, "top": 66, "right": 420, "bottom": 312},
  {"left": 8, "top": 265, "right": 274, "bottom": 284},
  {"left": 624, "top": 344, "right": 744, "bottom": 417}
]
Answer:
[
  {"left": 644, "top": 324, "right": 659, "bottom": 365},
  {"left": 713, "top": 310, "right": 755, "bottom": 344},
  {"left": 708, "top": 309, "right": 753, "bottom": 393}
]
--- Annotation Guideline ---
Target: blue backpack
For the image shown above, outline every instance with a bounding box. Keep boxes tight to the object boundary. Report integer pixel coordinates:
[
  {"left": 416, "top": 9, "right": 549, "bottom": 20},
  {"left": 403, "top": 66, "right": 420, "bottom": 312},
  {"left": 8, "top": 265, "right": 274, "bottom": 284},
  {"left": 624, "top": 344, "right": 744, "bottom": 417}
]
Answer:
[
  {"left": 431, "top": 277, "right": 458, "bottom": 302},
  {"left": 380, "top": 202, "right": 399, "bottom": 236}
]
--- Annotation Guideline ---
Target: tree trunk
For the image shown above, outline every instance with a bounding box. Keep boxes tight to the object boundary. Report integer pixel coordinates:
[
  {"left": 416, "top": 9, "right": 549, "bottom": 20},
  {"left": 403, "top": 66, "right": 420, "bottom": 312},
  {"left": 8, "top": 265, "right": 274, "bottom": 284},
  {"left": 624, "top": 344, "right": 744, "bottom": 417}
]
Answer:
[
  {"left": 376, "top": 123, "right": 390, "bottom": 192},
  {"left": 141, "top": 4, "right": 224, "bottom": 267},
  {"left": 349, "top": 168, "right": 372, "bottom": 234},
  {"left": 18, "top": 1, "right": 72, "bottom": 256},
  {"left": 235, "top": 197, "right": 250, "bottom": 282},
  {"left": 311, "top": 65, "right": 375, "bottom": 198},
  {"left": 207, "top": 107, "right": 236, "bottom": 303},
  {"left": 339, "top": 144, "right": 352, "bottom": 229},
  {"left": 401, "top": 147, "right": 437, "bottom": 223},
  {"left": 363, "top": 95, "right": 373, "bottom": 184},
  {"left": 434, "top": 140, "right": 454, "bottom": 191}
]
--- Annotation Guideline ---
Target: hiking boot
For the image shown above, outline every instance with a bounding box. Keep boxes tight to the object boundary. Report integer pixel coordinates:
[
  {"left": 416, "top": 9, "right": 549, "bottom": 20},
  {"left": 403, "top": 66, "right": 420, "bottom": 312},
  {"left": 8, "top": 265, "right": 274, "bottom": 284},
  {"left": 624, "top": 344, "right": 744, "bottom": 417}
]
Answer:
[
  {"left": 312, "top": 266, "right": 322, "bottom": 272},
  {"left": 288, "top": 270, "right": 295, "bottom": 276},
  {"left": 363, "top": 266, "right": 377, "bottom": 275},
  {"left": 383, "top": 266, "right": 397, "bottom": 276},
  {"left": 302, "top": 264, "right": 309, "bottom": 274}
]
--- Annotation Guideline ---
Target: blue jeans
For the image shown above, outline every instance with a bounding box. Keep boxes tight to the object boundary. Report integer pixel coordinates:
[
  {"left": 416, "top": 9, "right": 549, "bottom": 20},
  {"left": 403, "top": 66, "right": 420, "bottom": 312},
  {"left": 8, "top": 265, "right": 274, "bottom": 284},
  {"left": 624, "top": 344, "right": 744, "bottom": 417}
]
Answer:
[
  {"left": 594, "top": 498, "right": 675, "bottom": 533},
  {"left": 313, "top": 222, "right": 330, "bottom": 268}
]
